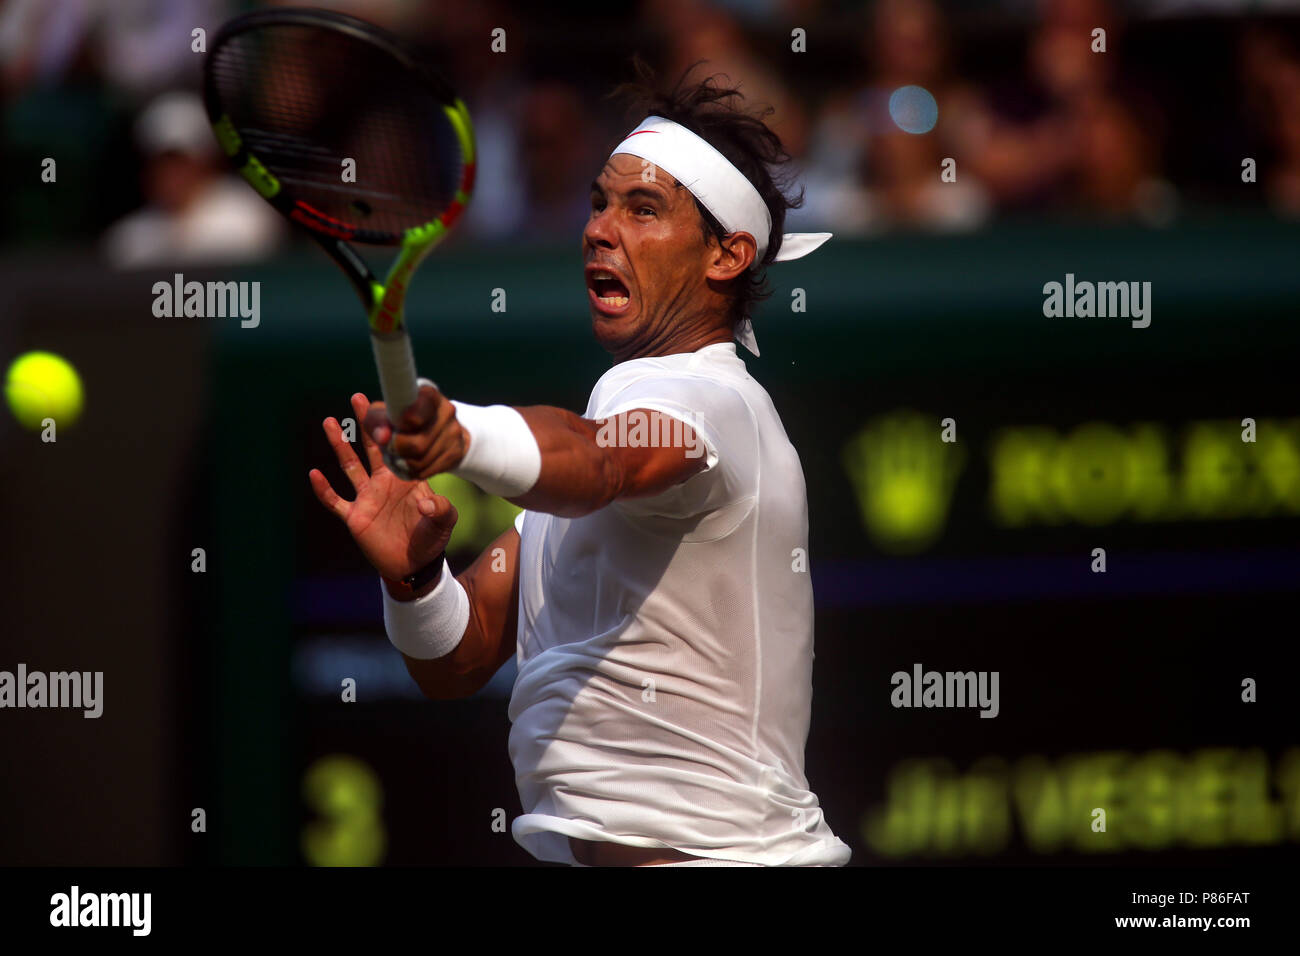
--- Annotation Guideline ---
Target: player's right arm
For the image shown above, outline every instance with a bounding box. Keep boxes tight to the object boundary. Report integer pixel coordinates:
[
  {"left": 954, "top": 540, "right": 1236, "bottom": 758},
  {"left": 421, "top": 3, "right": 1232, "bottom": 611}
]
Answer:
[
  {"left": 364, "top": 386, "right": 715, "bottom": 518},
  {"left": 309, "top": 392, "right": 519, "bottom": 700}
]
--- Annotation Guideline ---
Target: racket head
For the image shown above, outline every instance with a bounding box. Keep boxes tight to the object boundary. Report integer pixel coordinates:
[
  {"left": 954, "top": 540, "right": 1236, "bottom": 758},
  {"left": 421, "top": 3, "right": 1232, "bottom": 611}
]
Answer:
[{"left": 202, "top": 8, "right": 475, "bottom": 254}]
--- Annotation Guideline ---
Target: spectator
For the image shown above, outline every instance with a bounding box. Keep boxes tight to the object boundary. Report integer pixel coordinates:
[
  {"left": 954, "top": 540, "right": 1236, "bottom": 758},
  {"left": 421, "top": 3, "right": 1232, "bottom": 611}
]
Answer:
[
  {"left": 101, "top": 91, "right": 284, "bottom": 269},
  {"left": 0, "top": 0, "right": 231, "bottom": 102},
  {"left": 644, "top": 0, "right": 811, "bottom": 157},
  {"left": 963, "top": 0, "right": 1172, "bottom": 222},
  {"left": 798, "top": 0, "right": 991, "bottom": 233},
  {"left": 1239, "top": 28, "right": 1300, "bottom": 218},
  {"left": 514, "top": 82, "right": 601, "bottom": 242}
]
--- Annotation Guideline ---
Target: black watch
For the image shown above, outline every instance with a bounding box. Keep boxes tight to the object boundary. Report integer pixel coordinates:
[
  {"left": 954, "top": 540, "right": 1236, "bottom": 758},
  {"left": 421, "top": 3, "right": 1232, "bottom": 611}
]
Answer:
[{"left": 401, "top": 554, "right": 445, "bottom": 591}]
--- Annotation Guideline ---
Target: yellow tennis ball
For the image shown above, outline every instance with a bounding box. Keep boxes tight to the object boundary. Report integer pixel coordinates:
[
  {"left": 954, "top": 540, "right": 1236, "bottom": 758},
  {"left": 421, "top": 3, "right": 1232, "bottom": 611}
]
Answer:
[{"left": 5, "top": 351, "right": 83, "bottom": 430}]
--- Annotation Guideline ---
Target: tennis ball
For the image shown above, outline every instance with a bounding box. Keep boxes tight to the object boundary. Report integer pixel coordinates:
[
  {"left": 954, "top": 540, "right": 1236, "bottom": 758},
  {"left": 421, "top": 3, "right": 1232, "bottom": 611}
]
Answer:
[{"left": 5, "top": 351, "right": 83, "bottom": 430}]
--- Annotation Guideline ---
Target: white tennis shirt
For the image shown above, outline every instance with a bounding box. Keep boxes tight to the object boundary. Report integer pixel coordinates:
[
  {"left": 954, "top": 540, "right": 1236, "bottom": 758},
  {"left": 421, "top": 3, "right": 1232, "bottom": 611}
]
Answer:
[{"left": 506, "top": 341, "right": 849, "bottom": 866}]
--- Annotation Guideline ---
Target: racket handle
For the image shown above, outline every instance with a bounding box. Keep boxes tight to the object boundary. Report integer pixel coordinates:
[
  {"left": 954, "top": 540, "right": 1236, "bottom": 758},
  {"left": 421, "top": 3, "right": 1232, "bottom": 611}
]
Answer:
[
  {"left": 370, "top": 329, "right": 421, "bottom": 479},
  {"left": 371, "top": 328, "right": 420, "bottom": 418}
]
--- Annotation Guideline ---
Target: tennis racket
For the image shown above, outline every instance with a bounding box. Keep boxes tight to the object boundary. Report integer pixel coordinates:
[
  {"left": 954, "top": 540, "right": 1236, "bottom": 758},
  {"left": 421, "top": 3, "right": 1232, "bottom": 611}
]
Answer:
[{"left": 203, "top": 7, "right": 475, "bottom": 479}]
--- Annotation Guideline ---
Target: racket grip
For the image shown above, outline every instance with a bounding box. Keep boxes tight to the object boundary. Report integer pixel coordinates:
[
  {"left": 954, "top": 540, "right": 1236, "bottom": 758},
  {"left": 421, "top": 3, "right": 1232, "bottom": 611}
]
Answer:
[
  {"left": 370, "top": 328, "right": 420, "bottom": 421},
  {"left": 370, "top": 329, "right": 421, "bottom": 480}
]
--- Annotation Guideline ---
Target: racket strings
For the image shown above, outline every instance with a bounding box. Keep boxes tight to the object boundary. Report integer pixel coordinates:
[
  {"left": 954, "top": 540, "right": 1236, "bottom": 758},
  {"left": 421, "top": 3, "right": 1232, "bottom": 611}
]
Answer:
[{"left": 208, "top": 23, "right": 462, "bottom": 241}]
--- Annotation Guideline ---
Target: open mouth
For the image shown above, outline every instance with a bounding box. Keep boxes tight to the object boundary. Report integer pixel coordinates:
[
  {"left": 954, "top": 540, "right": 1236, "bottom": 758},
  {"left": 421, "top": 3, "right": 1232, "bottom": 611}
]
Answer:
[{"left": 587, "top": 269, "right": 631, "bottom": 314}]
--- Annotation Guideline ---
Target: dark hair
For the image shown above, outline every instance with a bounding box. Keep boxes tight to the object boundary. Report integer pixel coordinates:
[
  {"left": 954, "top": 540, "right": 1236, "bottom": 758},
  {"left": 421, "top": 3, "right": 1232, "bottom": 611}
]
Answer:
[{"left": 606, "top": 56, "right": 804, "bottom": 331}]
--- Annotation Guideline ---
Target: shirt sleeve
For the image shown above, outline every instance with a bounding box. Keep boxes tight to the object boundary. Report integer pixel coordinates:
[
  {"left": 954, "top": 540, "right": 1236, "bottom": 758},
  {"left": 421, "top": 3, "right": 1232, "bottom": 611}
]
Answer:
[{"left": 594, "top": 372, "right": 756, "bottom": 518}]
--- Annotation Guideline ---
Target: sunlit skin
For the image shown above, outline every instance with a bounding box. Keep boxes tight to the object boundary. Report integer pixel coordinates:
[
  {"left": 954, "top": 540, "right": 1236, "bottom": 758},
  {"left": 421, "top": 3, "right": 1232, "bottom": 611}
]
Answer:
[{"left": 584, "top": 152, "right": 756, "bottom": 362}]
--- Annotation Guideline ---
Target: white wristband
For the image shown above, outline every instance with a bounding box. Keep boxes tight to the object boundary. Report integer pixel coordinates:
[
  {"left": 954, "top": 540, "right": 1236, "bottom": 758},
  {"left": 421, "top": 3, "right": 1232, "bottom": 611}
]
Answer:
[
  {"left": 380, "top": 559, "right": 470, "bottom": 660},
  {"left": 450, "top": 401, "right": 541, "bottom": 497}
]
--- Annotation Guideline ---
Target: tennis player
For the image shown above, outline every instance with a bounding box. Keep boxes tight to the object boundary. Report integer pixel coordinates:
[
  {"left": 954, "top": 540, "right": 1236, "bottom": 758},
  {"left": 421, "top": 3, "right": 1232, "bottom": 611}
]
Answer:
[{"left": 309, "top": 71, "right": 850, "bottom": 867}]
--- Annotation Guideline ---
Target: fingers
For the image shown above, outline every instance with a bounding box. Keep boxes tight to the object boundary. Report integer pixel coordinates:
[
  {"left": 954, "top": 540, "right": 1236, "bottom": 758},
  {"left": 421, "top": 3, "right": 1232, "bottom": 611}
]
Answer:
[
  {"left": 366, "top": 384, "right": 444, "bottom": 446},
  {"left": 414, "top": 493, "right": 459, "bottom": 546},
  {"left": 363, "top": 384, "right": 463, "bottom": 480},
  {"left": 399, "top": 425, "right": 466, "bottom": 480},
  {"left": 395, "top": 384, "right": 444, "bottom": 432},
  {"left": 350, "top": 393, "right": 386, "bottom": 472},
  {"left": 416, "top": 493, "right": 455, "bottom": 521},
  {"left": 323, "top": 416, "right": 369, "bottom": 494},
  {"left": 363, "top": 402, "right": 393, "bottom": 448},
  {"left": 390, "top": 391, "right": 462, "bottom": 473},
  {"left": 308, "top": 468, "right": 350, "bottom": 521}
]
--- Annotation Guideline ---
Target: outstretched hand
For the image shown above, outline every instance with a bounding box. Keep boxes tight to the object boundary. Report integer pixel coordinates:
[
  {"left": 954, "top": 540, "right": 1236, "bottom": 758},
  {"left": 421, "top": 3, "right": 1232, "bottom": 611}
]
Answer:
[{"left": 308, "top": 392, "right": 458, "bottom": 582}]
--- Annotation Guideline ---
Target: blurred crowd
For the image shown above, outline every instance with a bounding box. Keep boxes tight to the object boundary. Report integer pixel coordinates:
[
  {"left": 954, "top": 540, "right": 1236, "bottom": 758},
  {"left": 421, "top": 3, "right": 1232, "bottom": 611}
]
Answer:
[{"left": 2, "top": 0, "right": 1299, "bottom": 267}]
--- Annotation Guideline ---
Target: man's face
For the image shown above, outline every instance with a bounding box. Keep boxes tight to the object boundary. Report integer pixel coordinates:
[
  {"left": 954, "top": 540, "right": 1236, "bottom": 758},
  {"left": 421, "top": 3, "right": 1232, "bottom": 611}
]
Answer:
[{"left": 583, "top": 152, "right": 747, "bottom": 360}]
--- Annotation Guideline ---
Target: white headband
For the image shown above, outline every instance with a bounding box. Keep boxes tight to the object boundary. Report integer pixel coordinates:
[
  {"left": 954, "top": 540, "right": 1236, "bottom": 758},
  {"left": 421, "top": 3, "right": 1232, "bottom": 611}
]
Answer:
[{"left": 610, "top": 115, "right": 831, "bottom": 356}]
